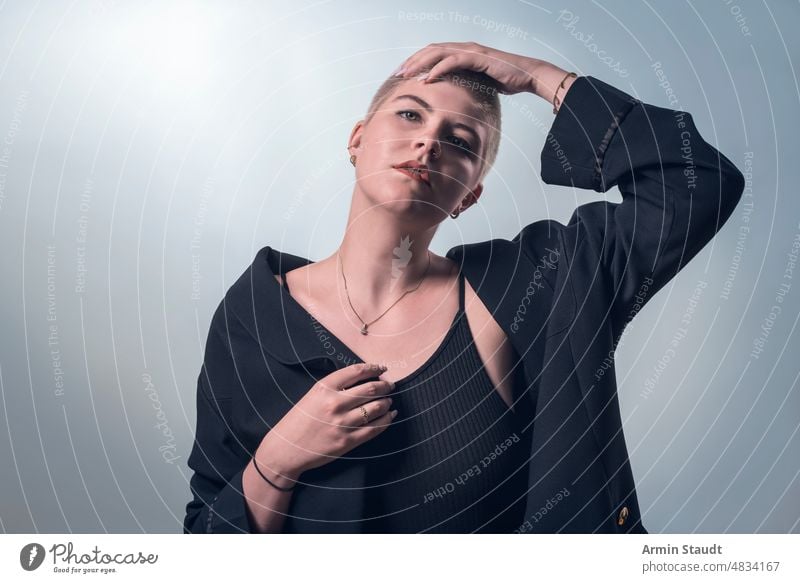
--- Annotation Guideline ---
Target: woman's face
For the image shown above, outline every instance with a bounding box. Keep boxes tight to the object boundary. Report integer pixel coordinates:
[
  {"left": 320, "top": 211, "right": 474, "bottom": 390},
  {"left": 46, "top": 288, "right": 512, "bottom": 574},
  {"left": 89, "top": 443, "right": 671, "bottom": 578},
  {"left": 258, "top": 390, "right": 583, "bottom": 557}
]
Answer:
[{"left": 348, "top": 78, "right": 488, "bottom": 223}]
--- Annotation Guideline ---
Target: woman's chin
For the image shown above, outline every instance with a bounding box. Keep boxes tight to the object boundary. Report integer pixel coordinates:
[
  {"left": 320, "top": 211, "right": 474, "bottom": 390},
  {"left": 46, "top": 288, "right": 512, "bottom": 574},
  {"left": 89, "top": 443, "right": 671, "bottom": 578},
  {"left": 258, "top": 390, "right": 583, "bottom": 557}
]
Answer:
[
  {"left": 381, "top": 193, "right": 438, "bottom": 215},
  {"left": 360, "top": 191, "right": 443, "bottom": 223}
]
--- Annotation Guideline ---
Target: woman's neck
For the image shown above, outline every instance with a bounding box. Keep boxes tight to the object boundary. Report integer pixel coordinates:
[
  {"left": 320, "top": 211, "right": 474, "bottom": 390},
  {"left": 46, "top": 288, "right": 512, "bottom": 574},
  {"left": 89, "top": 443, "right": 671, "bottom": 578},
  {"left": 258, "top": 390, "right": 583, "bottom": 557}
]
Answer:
[{"left": 332, "top": 197, "right": 441, "bottom": 309}]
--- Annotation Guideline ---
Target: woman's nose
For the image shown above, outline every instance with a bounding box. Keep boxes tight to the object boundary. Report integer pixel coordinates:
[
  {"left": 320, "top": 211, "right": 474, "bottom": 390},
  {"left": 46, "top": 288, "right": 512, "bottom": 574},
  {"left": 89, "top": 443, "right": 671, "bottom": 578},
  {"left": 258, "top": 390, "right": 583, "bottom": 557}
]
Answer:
[{"left": 415, "top": 137, "right": 441, "bottom": 159}]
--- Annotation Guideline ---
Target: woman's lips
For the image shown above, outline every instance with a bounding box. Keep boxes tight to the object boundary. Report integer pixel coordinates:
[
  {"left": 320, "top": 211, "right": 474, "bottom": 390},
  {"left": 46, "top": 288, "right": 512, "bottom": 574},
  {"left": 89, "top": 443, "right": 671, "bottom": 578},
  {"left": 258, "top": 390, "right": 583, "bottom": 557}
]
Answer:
[{"left": 394, "top": 167, "right": 431, "bottom": 187}]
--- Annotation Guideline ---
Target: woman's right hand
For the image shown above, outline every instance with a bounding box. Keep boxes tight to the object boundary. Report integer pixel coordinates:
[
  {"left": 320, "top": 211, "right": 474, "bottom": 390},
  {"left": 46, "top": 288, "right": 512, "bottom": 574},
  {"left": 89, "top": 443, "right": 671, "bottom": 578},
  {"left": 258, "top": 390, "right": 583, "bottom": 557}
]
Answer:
[{"left": 256, "top": 363, "right": 397, "bottom": 478}]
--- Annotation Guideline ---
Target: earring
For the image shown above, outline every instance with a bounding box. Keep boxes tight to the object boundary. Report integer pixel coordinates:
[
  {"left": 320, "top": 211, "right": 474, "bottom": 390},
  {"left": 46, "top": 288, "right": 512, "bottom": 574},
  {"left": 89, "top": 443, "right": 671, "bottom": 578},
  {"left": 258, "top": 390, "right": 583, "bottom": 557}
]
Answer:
[
  {"left": 350, "top": 154, "right": 356, "bottom": 166},
  {"left": 450, "top": 208, "right": 461, "bottom": 219}
]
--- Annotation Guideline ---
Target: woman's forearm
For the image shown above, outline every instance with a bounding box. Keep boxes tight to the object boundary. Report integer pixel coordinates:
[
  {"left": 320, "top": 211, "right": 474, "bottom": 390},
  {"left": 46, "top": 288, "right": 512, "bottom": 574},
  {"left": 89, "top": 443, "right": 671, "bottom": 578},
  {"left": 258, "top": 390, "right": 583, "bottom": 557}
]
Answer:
[{"left": 242, "top": 440, "right": 302, "bottom": 533}]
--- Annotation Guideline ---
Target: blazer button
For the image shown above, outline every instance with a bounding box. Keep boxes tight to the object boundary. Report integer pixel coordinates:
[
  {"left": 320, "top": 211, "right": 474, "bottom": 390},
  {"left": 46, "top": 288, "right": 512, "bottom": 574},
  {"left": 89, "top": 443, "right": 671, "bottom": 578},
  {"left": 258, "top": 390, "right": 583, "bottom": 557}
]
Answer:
[{"left": 617, "top": 506, "right": 629, "bottom": 526}]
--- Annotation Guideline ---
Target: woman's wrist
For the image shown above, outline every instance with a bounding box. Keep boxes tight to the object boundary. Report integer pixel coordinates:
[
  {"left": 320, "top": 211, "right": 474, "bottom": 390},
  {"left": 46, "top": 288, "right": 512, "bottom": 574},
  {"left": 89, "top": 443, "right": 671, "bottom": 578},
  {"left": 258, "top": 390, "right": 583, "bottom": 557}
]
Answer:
[
  {"left": 254, "top": 434, "right": 303, "bottom": 488},
  {"left": 528, "top": 61, "right": 578, "bottom": 110},
  {"left": 251, "top": 456, "right": 300, "bottom": 490}
]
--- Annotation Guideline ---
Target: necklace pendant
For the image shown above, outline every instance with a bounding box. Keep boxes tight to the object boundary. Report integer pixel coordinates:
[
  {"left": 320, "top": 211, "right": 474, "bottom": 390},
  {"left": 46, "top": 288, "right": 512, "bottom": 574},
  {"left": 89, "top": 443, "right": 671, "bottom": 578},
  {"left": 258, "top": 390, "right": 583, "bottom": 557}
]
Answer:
[{"left": 360, "top": 323, "right": 368, "bottom": 335}]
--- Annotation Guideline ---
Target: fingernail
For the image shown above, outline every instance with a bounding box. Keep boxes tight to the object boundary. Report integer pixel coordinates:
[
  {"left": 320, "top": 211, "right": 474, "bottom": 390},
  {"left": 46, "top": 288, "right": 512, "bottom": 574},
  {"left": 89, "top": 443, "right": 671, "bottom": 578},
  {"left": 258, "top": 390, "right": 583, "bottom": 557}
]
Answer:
[
  {"left": 390, "top": 409, "right": 398, "bottom": 418},
  {"left": 415, "top": 73, "right": 428, "bottom": 81}
]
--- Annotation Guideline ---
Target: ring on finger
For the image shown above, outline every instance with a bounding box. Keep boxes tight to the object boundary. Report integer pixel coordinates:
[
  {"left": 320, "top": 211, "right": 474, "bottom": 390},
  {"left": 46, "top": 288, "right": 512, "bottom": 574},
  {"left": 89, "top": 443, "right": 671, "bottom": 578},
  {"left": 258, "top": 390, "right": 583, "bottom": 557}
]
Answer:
[{"left": 359, "top": 405, "right": 368, "bottom": 426}]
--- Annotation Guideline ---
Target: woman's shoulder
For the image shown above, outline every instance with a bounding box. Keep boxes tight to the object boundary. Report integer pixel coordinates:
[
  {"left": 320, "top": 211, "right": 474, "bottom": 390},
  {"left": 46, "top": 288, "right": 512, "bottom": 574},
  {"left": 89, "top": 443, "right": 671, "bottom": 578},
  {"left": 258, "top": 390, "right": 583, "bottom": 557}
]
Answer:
[
  {"left": 445, "top": 218, "right": 564, "bottom": 279},
  {"left": 443, "top": 219, "right": 567, "bottom": 333},
  {"left": 222, "top": 245, "right": 311, "bottom": 308},
  {"left": 211, "top": 245, "right": 338, "bottom": 367}
]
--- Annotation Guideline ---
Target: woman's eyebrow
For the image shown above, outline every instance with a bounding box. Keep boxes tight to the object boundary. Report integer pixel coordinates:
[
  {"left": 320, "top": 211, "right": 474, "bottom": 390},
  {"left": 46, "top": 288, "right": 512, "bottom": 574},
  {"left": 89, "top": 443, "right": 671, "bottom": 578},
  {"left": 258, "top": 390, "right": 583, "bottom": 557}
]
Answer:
[{"left": 390, "top": 94, "right": 482, "bottom": 148}]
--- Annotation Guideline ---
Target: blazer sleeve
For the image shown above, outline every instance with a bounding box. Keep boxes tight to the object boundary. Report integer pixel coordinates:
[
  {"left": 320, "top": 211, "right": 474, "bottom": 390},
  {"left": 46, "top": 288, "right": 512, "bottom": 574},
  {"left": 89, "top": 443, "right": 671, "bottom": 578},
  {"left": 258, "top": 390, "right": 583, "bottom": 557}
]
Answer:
[
  {"left": 183, "top": 302, "right": 253, "bottom": 534},
  {"left": 539, "top": 75, "right": 745, "bottom": 334}
]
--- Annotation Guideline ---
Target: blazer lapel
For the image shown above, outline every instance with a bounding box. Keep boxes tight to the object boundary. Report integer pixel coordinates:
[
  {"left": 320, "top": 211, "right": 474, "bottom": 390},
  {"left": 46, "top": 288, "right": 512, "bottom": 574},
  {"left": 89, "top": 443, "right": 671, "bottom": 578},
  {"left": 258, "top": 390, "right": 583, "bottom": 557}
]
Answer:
[{"left": 225, "top": 246, "right": 342, "bottom": 368}]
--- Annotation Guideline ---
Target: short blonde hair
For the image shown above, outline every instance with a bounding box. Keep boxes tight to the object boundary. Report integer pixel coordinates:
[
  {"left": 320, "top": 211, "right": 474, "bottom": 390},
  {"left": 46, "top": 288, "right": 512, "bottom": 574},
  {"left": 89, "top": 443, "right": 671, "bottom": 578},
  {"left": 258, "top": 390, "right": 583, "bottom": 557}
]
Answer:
[{"left": 363, "top": 66, "right": 502, "bottom": 185}]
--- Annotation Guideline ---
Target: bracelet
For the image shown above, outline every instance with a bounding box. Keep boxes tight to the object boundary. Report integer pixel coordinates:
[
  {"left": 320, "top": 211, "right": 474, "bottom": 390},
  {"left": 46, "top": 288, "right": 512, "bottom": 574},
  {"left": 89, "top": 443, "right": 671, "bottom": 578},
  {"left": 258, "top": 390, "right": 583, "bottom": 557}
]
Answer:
[
  {"left": 552, "top": 71, "right": 578, "bottom": 114},
  {"left": 251, "top": 456, "right": 297, "bottom": 492}
]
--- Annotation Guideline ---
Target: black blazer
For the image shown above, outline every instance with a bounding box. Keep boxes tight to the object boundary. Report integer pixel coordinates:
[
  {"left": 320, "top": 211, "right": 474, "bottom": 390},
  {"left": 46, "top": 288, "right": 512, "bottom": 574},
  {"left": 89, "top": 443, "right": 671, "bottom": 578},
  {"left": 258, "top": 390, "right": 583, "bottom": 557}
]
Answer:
[{"left": 183, "top": 75, "right": 745, "bottom": 534}]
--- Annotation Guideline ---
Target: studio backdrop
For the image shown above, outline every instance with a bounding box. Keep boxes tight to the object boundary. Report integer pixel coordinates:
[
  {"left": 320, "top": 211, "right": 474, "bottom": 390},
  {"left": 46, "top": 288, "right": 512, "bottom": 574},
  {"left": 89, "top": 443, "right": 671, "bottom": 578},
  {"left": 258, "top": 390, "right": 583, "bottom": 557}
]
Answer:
[{"left": 0, "top": 0, "right": 798, "bottom": 533}]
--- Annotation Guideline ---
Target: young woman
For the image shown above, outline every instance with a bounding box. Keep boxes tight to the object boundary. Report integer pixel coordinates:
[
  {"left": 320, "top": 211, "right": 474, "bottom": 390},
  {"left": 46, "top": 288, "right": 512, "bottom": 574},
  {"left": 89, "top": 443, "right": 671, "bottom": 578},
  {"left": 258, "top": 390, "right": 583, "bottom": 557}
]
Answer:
[{"left": 183, "top": 42, "right": 744, "bottom": 534}]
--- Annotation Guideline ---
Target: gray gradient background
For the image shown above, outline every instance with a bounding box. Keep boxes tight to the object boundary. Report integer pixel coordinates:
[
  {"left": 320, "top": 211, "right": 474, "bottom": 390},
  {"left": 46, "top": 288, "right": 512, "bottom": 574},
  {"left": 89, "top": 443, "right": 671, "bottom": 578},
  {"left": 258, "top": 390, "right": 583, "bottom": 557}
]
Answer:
[{"left": 0, "top": 0, "right": 798, "bottom": 534}]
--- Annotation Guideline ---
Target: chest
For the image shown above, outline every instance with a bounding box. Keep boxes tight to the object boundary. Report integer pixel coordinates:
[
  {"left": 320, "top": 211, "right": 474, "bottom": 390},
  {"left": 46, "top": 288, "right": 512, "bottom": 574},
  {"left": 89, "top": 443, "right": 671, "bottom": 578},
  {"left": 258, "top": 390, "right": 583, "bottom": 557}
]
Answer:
[{"left": 275, "top": 273, "right": 516, "bottom": 411}]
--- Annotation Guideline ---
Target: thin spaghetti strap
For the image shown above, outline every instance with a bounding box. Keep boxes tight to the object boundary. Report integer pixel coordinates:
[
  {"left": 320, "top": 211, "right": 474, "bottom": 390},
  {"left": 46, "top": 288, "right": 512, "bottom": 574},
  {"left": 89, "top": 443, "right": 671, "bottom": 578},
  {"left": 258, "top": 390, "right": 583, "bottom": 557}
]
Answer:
[{"left": 457, "top": 269, "right": 465, "bottom": 314}]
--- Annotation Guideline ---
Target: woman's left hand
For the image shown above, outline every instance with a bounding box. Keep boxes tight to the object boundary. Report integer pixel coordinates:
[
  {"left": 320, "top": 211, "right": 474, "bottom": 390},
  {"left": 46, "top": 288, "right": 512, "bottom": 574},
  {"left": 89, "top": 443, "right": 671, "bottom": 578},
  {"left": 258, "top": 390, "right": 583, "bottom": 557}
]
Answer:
[{"left": 393, "top": 41, "right": 572, "bottom": 102}]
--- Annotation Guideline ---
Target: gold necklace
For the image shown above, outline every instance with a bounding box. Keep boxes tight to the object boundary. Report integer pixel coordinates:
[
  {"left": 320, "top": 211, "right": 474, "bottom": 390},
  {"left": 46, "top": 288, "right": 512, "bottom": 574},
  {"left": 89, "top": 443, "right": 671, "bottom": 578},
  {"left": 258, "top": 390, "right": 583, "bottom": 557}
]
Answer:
[{"left": 338, "top": 249, "right": 432, "bottom": 335}]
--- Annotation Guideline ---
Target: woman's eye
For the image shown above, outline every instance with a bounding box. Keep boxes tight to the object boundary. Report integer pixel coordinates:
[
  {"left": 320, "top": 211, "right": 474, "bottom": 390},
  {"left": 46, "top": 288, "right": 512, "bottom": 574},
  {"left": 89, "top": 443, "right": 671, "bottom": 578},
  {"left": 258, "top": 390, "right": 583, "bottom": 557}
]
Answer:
[
  {"left": 448, "top": 136, "right": 473, "bottom": 154},
  {"left": 396, "top": 111, "right": 473, "bottom": 155}
]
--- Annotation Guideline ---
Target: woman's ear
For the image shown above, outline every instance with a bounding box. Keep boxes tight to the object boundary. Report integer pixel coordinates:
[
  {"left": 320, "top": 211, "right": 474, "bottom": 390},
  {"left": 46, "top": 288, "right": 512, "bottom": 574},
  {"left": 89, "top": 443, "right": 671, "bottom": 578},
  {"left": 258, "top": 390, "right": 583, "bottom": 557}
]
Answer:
[
  {"left": 463, "top": 183, "right": 483, "bottom": 211},
  {"left": 347, "top": 120, "right": 365, "bottom": 155}
]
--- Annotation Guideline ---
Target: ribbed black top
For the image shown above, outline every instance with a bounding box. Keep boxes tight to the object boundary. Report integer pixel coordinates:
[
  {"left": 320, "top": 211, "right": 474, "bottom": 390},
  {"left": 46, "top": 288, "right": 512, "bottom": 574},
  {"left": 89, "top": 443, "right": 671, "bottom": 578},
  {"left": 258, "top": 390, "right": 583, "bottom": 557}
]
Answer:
[{"left": 357, "top": 271, "right": 529, "bottom": 533}]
